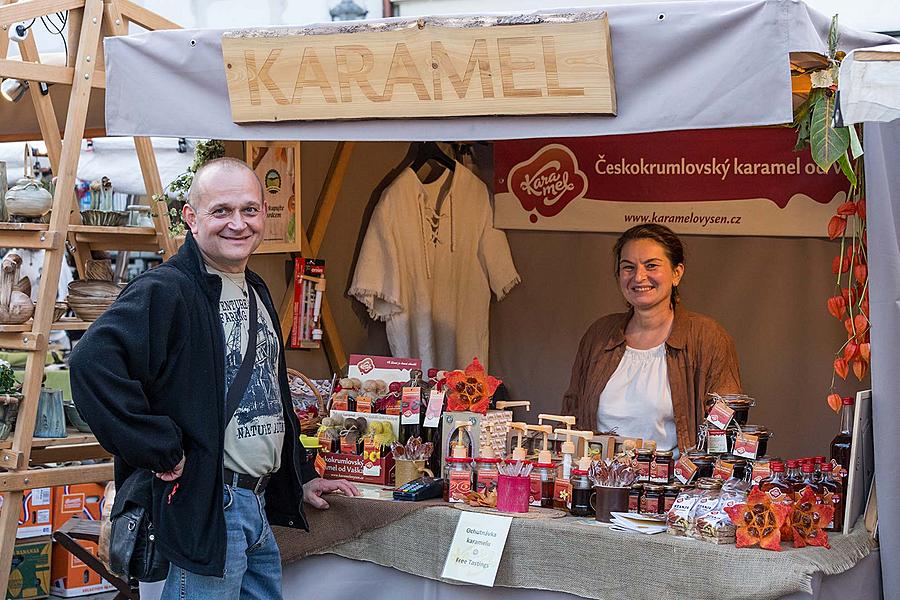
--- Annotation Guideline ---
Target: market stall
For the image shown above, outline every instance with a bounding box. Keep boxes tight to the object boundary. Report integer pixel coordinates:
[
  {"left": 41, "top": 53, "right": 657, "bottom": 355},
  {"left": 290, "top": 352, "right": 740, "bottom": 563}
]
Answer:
[{"left": 94, "top": 2, "right": 898, "bottom": 599}]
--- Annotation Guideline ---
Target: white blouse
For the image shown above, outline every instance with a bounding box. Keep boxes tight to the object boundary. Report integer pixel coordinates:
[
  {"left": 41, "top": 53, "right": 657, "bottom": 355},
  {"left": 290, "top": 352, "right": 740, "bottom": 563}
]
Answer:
[{"left": 596, "top": 343, "right": 678, "bottom": 452}]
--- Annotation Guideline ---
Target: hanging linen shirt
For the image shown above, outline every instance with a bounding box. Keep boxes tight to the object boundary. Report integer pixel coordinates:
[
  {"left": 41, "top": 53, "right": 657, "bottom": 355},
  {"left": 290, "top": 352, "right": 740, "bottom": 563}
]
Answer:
[
  {"left": 350, "top": 163, "right": 520, "bottom": 371},
  {"left": 596, "top": 343, "right": 678, "bottom": 452}
]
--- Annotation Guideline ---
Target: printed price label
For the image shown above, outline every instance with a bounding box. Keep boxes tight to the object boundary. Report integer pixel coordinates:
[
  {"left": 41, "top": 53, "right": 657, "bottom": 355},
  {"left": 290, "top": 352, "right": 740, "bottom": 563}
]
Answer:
[
  {"left": 733, "top": 433, "right": 760, "bottom": 459},
  {"left": 674, "top": 456, "right": 698, "bottom": 484},
  {"left": 706, "top": 400, "right": 735, "bottom": 429},
  {"left": 707, "top": 429, "right": 729, "bottom": 454},
  {"left": 712, "top": 459, "right": 734, "bottom": 481},
  {"left": 751, "top": 461, "right": 771, "bottom": 484},
  {"left": 423, "top": 389, "right": 444, "bottom": 428},
  {"left": 401, "top": 387, "right": 421, "bottom": 424}
]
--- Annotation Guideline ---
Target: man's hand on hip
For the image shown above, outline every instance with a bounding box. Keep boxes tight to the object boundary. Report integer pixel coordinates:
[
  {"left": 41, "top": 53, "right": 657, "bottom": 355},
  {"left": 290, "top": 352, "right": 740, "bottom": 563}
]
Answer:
[
  {"left": 154, "top": 455, "right": 185, "bottom": 481},
  {"left": 302, "top": 478, "right": 361, "bottom": 509}
]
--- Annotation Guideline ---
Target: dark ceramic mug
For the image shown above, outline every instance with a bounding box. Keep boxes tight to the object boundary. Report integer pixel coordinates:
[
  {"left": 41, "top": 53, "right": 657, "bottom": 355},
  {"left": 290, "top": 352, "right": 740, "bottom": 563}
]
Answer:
[{"left": 591, "top": 485, "right": 630, "bottom": 523}]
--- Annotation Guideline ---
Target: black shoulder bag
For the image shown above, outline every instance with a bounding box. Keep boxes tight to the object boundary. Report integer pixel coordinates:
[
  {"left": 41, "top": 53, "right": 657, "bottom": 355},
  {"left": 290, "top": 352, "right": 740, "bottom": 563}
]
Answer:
[{"left": 108, "top": 290, "right": 258, "bottom": 582}]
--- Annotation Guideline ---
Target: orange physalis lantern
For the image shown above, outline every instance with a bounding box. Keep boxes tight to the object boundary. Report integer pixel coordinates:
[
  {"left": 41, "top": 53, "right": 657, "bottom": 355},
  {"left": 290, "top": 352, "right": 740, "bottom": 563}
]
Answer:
[
  {"left": 789, "top": 487, "right": 834, "bottom": 549},
  {"left": 444, "top": 358, "right": 501, "bottom": 415},
  {"left": 724, "top": 487, "right": 792, "bottom": 551}
]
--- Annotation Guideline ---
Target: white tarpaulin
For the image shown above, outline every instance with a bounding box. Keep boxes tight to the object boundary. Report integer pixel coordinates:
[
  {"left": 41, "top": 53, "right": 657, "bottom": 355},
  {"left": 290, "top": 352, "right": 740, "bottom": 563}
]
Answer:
[
  {"left": 839, "top": 45, "right": 900, "bottom": 125},
  {"left": 102, "top": 0, "right": 892, "bottom": 141}
]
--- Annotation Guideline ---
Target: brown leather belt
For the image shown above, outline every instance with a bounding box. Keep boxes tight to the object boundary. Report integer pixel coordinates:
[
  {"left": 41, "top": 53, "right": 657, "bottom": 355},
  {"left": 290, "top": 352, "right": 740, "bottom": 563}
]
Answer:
[{"left": 224, "top": 468, "right": 271, "bottom": 495}]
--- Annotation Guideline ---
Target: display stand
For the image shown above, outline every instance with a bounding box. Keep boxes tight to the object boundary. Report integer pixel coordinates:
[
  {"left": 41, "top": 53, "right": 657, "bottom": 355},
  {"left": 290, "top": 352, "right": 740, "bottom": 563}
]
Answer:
[{"left": 0, "top": 0, "right": 179, "bottom": 593}]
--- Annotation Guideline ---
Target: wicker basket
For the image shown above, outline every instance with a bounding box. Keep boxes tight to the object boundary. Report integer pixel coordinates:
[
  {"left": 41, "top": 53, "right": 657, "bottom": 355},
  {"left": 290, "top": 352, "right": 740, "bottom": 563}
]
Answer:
[{"left": 287, "top": 369, "right": 328, "bottom": 434}]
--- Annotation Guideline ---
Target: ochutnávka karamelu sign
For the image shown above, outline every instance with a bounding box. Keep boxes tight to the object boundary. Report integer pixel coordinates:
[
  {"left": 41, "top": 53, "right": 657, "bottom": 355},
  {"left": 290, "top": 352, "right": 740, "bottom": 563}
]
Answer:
[{"left": 221, "top": 11, "right": 616, "bottom": 122}]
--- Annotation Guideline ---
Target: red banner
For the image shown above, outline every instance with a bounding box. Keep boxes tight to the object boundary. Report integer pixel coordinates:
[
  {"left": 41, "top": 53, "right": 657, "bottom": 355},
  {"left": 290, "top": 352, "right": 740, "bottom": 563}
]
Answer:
[{"left": 493, "top": 128, "right": 850, "bottom": 236}]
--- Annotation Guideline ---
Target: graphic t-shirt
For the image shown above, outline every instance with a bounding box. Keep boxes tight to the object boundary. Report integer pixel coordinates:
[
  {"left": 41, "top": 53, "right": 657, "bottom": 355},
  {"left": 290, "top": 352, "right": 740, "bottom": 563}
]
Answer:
[{"left": 208, "top": 266, "right": 285, "bottom": 477}]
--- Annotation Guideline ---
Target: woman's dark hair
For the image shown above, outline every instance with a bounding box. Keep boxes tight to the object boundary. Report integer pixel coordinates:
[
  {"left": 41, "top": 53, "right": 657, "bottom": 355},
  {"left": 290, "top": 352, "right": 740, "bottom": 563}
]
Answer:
[{"left": 613, "top": 224, "right": 685, "bottom": 308}]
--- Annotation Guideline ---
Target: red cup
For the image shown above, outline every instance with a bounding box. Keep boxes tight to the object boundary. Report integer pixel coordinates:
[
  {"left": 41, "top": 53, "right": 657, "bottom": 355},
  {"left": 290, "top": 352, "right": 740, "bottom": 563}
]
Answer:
[{"left": 496, "top": 474, "right": 530, "bottom": 513}]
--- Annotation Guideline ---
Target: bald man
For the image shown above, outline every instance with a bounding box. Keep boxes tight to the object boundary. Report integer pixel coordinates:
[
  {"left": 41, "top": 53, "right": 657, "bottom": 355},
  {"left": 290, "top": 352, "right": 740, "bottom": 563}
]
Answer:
[{"left": 71, "top": 158, "right": 358, "bottom": 599}]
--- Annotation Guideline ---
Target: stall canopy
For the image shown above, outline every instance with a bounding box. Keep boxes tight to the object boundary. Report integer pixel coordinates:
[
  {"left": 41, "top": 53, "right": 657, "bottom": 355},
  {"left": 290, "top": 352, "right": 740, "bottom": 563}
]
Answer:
[
  {"left": 103, "top": 0, "right": 892, "bottom": 141},
  {"left": 101, "top": 1, "right": 899, "bottom": 598},
  {"left": 839, "top": 45, "right": 900, "bottom": 125}
]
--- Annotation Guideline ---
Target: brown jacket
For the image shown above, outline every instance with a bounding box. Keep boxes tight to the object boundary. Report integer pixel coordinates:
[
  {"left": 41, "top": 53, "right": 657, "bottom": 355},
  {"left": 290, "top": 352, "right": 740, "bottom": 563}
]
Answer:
[{"left": 561, "top": 306, "right": 741, "bottom": 451}]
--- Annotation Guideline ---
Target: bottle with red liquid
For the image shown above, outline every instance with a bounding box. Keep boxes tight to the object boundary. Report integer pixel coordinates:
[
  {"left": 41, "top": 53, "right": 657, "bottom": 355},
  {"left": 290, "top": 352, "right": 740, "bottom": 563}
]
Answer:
[
  {"left": 831, "top": 396, "right": 854, "bottom": 499},
  {"left": 813, "top": 456, "right": 825, "bottom": 483},
  {"left": 820, "top": 463, "right": 844, "bottom": 531},
  {"left": 785, "top": 460, "right": 802, "bottom": 492},
  {"left": 796, "top": 461, "right": 822, "bottom": 501},
  {"left": 759, "top": 461, "right": 793, "bottom": 503}
]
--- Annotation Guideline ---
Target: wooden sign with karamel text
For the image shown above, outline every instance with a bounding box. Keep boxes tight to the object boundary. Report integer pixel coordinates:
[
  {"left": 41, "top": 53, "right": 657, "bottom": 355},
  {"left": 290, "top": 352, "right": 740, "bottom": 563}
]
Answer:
[{"left": 221, "top": 12, "right": 616, "bottom": 122}]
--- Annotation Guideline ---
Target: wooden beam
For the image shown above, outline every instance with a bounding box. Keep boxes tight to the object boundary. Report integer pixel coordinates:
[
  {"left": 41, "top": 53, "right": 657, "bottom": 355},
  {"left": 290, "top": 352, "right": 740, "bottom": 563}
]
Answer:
[
  {"left": 0, "top": 0, "right": 85, "bottom": 25},
  {"left": 10, "top": 0, "right": 103, "bottom": 486},
  {"left": 0, "top": 126, "right": 106, "bottom": 143},
  {"left": 18, "top": 36, "right": 62, "bottom": 171},
  {"left": 0, "top": 331, "right": 45, "bottom": 350},
  {"left": 31, "top": 443, "right": 112, "bottom": 463},
  {"left": 0, "top": 462, "right": 113, "bottom": 491},
  {"left": 0, "top": 58, "right": 105, "bottom": 87},
  {"left": 0, "top": 491, "right": 25, "bottom": 594},
  {"left": 0, "top": 0, "right": 10, "bottom": 60},
  {"left": 116, "top": 0, "right": 179, "bottom": 31},
  {"left": 308, "top": 142, "right": 355, "bottom": 255},
  {"left": 856, "top": 50, "right": 900, "bottom": 61}
]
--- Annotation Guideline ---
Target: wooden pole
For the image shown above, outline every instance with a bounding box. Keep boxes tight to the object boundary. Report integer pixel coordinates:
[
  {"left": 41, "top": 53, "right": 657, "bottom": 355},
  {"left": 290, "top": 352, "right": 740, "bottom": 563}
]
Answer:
[{"left": 0, "top": 0, "right": 103, "bottom": 593}]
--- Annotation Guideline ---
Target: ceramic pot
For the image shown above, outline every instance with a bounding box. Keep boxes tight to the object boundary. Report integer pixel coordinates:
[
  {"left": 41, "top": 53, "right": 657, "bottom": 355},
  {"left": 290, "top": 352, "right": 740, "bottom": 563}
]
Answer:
[
  {"left": 0, "top": 394, "right": 20, "bottom": 441},
  {"left": 0, "top": 254, "right": 34, "bottom": 324},
  {"left": 4, "top": 177, "right": 52, "bottom": 218},
  {"left": 34, "top": 388, "right": 67, "bottom": 438},
  {"left": 592, "top": 485, "right": 629, "bottom": 523}
]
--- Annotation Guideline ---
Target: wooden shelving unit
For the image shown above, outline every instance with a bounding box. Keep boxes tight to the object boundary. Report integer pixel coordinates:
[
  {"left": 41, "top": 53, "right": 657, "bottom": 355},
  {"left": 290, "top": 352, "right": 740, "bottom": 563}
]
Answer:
[{"left": 0, "top": 0, "right": 180, "bottom": 592}]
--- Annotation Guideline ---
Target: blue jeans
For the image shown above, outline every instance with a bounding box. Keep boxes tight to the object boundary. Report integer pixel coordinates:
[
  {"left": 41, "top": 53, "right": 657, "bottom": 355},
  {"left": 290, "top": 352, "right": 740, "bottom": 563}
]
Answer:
[{"left": 160, "top": 485, "right": 282, "bottom": 600}]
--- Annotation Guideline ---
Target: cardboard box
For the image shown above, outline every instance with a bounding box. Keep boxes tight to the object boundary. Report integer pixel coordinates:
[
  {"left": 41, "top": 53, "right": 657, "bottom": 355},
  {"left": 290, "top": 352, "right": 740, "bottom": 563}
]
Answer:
[
  {"left": 50, "top": 484, "right": 106, "bottom": 531},
  {"left": 322, "top": 451, "right": 395, "bottom": 486},
  {"left": 0, "top": 488, "right": 52, "bottom": 539},
  {"left": 5, "top": 537, "right": 51, "bottom": 600},
  {"left": 50, "top": 540, "right": 115, "bottom": 597}
]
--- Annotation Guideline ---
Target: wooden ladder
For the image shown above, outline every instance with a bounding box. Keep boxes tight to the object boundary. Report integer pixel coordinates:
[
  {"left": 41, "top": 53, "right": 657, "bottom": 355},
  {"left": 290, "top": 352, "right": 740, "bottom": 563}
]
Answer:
[{"left": 0, "top": 0, "right": 180, "bottom": 593}]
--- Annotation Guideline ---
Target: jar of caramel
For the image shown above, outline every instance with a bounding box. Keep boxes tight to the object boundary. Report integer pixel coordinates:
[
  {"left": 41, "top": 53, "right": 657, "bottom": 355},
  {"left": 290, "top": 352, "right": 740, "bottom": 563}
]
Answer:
[
  {"left": 663, "top": 484, "right": 682, "bottom": 513},
  {"left": 628, "top": 483, "right": 643, "bottom": 513},
  {"left": 635, "top": 449, "right": 653, "bottom": 482},
  {"left": 640, "top": 484, "right": 665, "bottom": 514},
  {"left": 652, "top": 450, "right": 674, "bottom": 483}
]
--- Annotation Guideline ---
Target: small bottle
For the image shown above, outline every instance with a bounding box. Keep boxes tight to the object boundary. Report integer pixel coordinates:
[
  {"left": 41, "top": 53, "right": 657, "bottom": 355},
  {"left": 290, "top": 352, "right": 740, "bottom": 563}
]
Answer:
[
  {"left": 553, "top": 430, "right": 576, "bottom": 510},
  {"left": 796, "top": 461, "right": 821, "bottom": 500},
  {"left": 759, "top": 461, "right": 793, "bottom": 503},
  {"left": 400, "top": 369, "right": 424, "bottom": 444},
  {"left": 812, "top": 456, "right": 825, "bottom": 483},
  {"left": 786, "top": 459, "right": 802, "bottom": 490},
  {"left": 820, "top": 463, "right": 844, "bottom": 531},
  {"left": 635, "top": 449, "right": 653, "bottom": 482}
]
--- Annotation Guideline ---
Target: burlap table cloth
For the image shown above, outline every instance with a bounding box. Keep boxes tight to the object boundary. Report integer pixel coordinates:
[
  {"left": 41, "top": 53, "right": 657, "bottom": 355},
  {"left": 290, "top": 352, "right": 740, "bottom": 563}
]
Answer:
[{"left": 276, "top": 499, "right": 877, "bottom": 600}]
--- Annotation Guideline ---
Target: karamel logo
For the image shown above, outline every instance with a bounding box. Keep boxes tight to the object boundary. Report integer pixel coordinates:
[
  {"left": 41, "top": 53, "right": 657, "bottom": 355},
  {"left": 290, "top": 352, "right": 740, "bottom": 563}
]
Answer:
[
  {"left": 265, "top": 169, "right": 282, "bottom": 194},
  {"left": 357, "top": 357, "right": 375, "bottom": 375},
  {"left": 508, "top": 144, "right": 588, "bottom": 223}
]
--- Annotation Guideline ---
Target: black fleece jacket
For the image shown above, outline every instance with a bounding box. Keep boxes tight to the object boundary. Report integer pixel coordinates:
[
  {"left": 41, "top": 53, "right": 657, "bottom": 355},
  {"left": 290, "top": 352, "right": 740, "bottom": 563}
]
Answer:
[{"left": 70, "top": 233, "right": 316, "bottom": 577}]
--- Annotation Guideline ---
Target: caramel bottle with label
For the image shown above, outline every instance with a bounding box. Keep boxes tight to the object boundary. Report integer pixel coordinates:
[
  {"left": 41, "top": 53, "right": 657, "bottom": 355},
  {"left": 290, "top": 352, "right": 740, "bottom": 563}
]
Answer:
[
  {"left": 759, "top": 461, "right": 792, "bottom": 503},
  {"left": 795, "top": 461, "right": 822, "bottom": 501},
  {"left": 820, "top": 463, "right": 844, "bottom": 531}
]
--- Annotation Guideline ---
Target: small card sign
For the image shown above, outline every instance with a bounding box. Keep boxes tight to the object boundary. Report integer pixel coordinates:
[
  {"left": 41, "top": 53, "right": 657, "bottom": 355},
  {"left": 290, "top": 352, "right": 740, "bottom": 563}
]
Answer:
[
  {"left": 674, "top": 455, "right": 698, "bottom": 484},
  {"left": 733, "top": 433, "right": 760, "bottom": 459},
  {"left": 401, "top": 387, "right": 421, "bottom": 424},
  {"left": 706, "top": 400, "right": 735, "bottom": 429},
  {"left": 423, "top": 389, "right": 444, "bottom": 428},
  {"left": 441, "top": 511, "right": 513, "bottom": 587}
]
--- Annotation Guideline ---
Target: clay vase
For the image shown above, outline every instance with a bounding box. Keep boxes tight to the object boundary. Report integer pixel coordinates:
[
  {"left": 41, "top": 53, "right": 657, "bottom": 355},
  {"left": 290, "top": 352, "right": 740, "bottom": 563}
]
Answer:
[
  {"left": 4, "top": 177, "right": 52, "bottom": 218},
  {"left": 0, "top": 254, "right": 34, "bottom": 324},
  {"left": 34, "top": 388, "right": 66, "bottom": 438}
]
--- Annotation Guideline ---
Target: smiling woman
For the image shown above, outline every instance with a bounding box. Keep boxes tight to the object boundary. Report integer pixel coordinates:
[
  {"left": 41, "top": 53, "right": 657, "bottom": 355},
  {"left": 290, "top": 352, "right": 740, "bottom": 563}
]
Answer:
[{"left": 560, "top": 224, "right": 742, "bottom": 452}]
